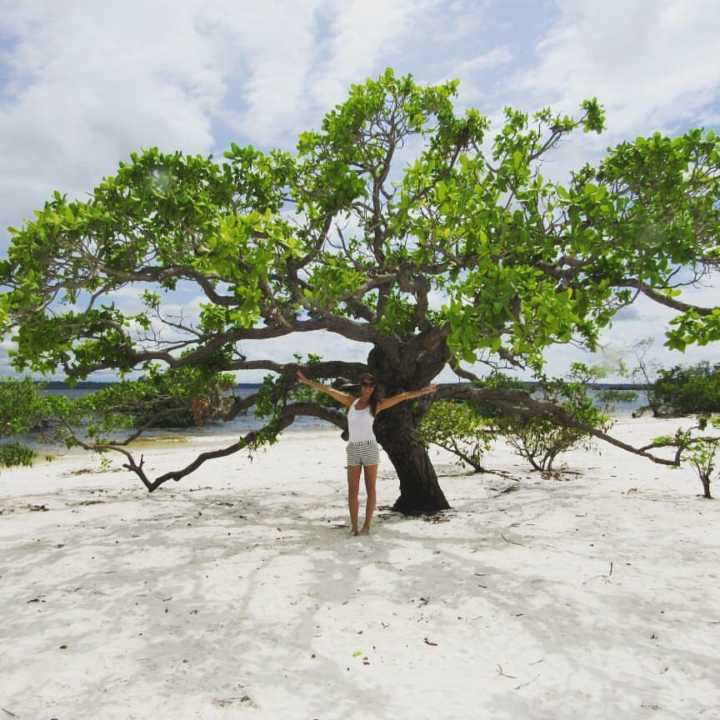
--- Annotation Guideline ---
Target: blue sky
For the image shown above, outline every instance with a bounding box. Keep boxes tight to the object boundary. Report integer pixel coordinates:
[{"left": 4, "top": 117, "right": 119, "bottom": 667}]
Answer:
[{"left": 0, "top": 0, "right": 719, "bottom": 382}]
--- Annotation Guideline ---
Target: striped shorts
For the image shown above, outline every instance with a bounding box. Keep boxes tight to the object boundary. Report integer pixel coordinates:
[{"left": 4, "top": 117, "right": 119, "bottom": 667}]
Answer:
[{"left": 346, "top": 440, "right": 380, "bottom": 467}]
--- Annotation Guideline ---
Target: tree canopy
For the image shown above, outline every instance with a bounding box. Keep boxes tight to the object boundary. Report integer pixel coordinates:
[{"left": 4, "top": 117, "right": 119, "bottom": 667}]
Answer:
[{"left": 1, "top": 69, "right": 719, "bottom": 512}]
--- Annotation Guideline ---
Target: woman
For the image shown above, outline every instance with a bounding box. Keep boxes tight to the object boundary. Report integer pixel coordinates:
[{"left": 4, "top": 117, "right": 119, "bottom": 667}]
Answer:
[{"left": 296, "top": 370, "right": 438, "bottom": 536}]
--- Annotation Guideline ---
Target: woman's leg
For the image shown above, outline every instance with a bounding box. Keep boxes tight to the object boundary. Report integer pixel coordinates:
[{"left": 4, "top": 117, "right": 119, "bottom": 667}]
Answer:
[
  {"left": 359, "top": 463, "right": 378, "bottom": 535},
  {"left": 347, "top": 464, "right": 362, "bottom": 535}
]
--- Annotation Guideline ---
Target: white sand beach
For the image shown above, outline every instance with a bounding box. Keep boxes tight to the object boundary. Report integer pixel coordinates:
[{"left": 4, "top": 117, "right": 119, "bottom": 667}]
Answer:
[{"left": 1, "top": 416, "right": 719, "bottom": 720}]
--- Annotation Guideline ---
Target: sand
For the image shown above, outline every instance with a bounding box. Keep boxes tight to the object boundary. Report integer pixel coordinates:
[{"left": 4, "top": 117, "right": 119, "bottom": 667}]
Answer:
[{"left": 1, "top": 417, "right": 719, "bottom": 719}]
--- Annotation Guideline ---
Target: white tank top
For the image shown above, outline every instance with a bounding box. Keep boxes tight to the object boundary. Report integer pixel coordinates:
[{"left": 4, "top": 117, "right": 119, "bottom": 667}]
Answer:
[{"left": 347, "top": 399, "right": 376, "bottom": 442}]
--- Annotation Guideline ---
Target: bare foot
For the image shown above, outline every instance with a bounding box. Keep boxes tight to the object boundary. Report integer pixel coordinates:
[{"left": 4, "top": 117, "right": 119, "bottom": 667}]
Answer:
[
  {"left": 351, "top": 528, "right": 359, "bottom": 536},
  {"left": 358, "top": 526, "right": 370, "bottom": 536}
]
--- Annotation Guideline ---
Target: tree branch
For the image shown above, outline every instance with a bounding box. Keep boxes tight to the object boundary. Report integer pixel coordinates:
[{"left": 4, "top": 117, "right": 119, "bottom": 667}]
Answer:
[
  {"left": 437, "top": 382, "right": 678, "bottom": 466},
  {"left": 224, "top": 359, "right": 368, "bottom": 379},
  {"left": 622, "top": 280, "right": 716, "bottom": 316},
  {"left": 67, "top": 401, "right": 348, "bottom": 492},
  {"left": 65, "top": 319, "right": 377, "bottom": 376}
]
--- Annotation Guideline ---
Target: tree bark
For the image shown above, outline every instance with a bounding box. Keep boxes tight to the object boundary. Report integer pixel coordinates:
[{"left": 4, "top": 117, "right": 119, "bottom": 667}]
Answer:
[
  {"left": 701, "top": 473, "right": 713, "bottom": 499},
  {"left": 366, "top": 339, "right": 451, "bottom": 514},
  {"left": 373, "top": 403, "right": 451, "bottom": 514}
]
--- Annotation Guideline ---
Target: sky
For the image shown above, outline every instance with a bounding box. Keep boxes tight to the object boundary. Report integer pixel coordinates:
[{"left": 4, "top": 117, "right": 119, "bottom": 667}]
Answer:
[{"left": 0, "top": 0, "right": 719, "bottom": 384}]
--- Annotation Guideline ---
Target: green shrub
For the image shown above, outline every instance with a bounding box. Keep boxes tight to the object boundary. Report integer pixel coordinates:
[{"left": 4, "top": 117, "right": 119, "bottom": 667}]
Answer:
[
  {"left": 419, "top": 400, "right": 496, "bottom": 472},
  {"left": 495, "top": 364, "right": 612, "bottom": 472},
  {"left": 651, "top": 416, "right": 719, "bottom": 498},
  {"left": 649, "top": 362, "right": 720, "bottom": 416},
  {"left": 685, "top": 436, "right": 718, "bottom": 499},
  {"left": 0, "top": 377, "right": 48, "bottom": 435},
  {"left": 595, "top": 388, "right": 639, "bottom": 412},
  {"left": 74, "top": 366, "right": 236, "bottom": 433},
  {"left": 0, "top": 441, "right": 36, "bottom": 468}
]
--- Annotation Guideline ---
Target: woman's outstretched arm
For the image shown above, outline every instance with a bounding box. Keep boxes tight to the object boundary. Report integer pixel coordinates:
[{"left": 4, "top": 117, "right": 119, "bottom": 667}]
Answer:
[
  {"left": 376, "top": 384, "right": 438, "bottom": 414},
  {"left": 296, "top": 370, "right": 354, "bottom": 408}
]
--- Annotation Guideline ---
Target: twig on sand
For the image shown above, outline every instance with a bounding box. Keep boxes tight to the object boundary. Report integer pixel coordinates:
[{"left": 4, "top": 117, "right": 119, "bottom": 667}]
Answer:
[
  {"left": 582, "top": 560, "right": 615, "bottom": 585},
  {"left": 1, "top": 708, "right": 19, "bottom": 718},
  {"left": 485, "top": 468, "right": 519, "bottom": 480},
  {"left": 496, "top": 664, "right": 517, "bottom": 679},
  {"left": 491, "top": 485, "right": 520, "bottom": 498},
  {"left": 500, "top": 532, "right": 525, "bottom": 546},
  {"left": 514, "top": 673, "right": 541, "bottom": 690}
]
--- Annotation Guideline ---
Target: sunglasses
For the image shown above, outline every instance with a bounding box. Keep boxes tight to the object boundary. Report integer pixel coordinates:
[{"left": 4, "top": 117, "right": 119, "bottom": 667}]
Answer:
[{"left": 361, "top": 380, "right": 375, "bottom": 387}]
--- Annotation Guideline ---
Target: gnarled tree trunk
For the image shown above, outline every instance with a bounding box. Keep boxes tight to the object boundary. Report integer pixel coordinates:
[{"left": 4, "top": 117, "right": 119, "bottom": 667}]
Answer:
[
  {"left": 368, "top": 339, "right": 451, "bottom": 515},
  {"left": 373, "top": 404, "right": 450, "bottom": 514}
]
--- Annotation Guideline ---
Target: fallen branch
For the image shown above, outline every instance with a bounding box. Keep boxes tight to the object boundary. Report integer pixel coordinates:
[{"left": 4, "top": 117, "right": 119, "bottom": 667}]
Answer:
[{"left": 514, "top": 673, "right": 541, "bottom": 691}]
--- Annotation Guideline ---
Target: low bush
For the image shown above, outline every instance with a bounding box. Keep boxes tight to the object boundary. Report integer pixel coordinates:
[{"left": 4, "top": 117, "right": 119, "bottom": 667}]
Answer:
[
  {"left": 72, "top": 366, "right": 237, "bottom": 434},
  {"left": 0, "top": 378, "right": 45, "bottom": 470},
  {"left": 419, "top": 400, "right": 496, "bottom": 472},
  {"left": 648, "top": 362, "right": 720, "bottom": 416},
  {"left": 0, "top": 441, "right": 36, "bottom": 468},
  {"left": 0, "top": 377, "right": 48, "bottom": 435},
  {"left": 651, "top": 416, "right": 719, "bottom": 498},
  {"left": 595, "top": 388, "right": 639, "bottom": 412},
  {"left": 494, "top": 365, "right": 612, "bottom": 472}
]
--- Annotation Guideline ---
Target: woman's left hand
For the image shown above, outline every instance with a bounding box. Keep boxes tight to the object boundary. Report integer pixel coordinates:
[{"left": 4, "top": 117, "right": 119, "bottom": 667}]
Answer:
[{"left": 426, "top": 384, "right": 438, "bottom": 395}]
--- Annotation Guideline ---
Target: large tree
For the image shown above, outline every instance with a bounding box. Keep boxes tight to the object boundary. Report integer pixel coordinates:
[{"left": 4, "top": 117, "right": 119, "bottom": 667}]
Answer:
[{"left": 1, "top": 70, "right": 719, "bottom": 512}]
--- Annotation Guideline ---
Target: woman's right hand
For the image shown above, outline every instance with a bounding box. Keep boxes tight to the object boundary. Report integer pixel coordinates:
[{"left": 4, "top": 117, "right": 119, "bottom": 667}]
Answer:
[{"left": 296, "top": 369, "right": 308, "bottom": 384}]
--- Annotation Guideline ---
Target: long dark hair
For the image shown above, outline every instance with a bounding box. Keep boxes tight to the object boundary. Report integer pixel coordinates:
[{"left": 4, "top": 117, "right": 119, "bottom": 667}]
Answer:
[{"left": 357, "top": 372, "right": 380, "bottom": 417}]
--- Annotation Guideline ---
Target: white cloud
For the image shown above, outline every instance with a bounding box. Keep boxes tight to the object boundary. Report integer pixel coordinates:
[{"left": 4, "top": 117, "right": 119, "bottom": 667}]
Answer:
[
  {"left": 2, "top": 2, "right": 225, "bottom": 156},
  {"left": 513, "top": 0, "right": 720, "bottom": 136},
  {"left": 309, "top": 0, "right": 437, "bottom": 109},
  {"left": 0, "top": 0, "right": 435, "bottom": 236},
  {"left": 442, "top": 45, "right": 513, "bottom": 102},
  {"left": 213, "top": 0, "right": 324, "bottom": 146},
  {"left": 0, "top": 0, "right": 231, "bottom": 248},
  {"left": 455, "top": 46, "right": 512, "bottom": 75}
]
